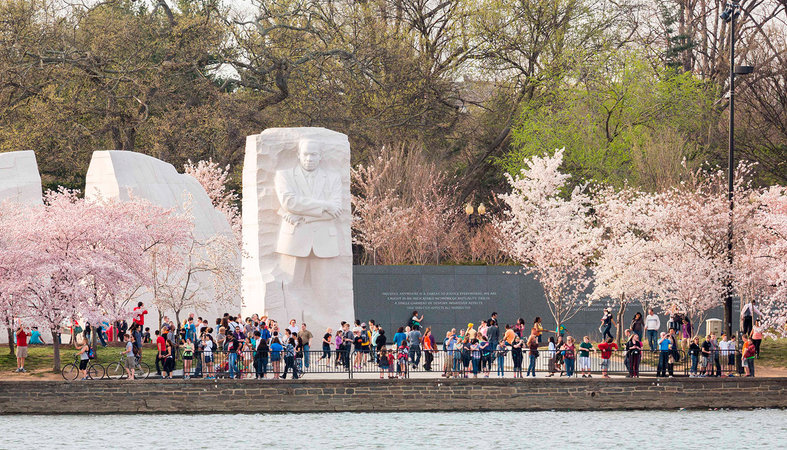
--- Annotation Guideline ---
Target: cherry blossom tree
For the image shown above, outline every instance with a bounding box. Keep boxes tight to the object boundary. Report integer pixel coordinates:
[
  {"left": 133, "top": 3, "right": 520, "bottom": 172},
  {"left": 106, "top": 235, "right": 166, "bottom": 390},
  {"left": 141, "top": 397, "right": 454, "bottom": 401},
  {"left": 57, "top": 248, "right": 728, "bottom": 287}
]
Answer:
[
  {"left": 351, "top": 145, "right": 461, "bottom": 265},
  {"left": 184, "top": 159, "right": 241, "bottom": 243},
  {"left": 591, "top": 186, "right": 659, "bottom": 344},
  {"left": 497, "top": 149, "right": 601, "bottom": 330},
  {"left": 645, "top": 163, "right": 761, "bottom": 334},
  {"left": 8, "top": 189, "right": 187, "bottom": 371},
  {"left": 0, "top": 201, "right": 33, "bottom": 354},
  {"left": 753, "top": 186, "right": 787, "bottom": 335},
  {"left": 351, "top": 152, "right": 407, "bottom": 265}
]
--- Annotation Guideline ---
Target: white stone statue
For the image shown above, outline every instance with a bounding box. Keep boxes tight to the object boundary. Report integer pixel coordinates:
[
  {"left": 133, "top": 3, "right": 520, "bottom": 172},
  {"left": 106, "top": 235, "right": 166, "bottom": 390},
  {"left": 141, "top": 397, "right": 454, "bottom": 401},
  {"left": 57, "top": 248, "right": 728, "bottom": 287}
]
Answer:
[
  {"left": 0, "top": 150, "right": 43, "bottom": 206},
  {"left": 243, "top": 128, "right": 354, "bottom": 332}
]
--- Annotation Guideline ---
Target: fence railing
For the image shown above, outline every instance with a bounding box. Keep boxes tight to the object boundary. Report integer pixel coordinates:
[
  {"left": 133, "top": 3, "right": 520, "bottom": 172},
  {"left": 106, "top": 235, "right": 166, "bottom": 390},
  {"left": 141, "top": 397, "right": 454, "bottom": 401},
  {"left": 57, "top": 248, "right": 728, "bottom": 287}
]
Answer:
[{"left": 178, "top": 348, "right": 741, "bottom": 379}]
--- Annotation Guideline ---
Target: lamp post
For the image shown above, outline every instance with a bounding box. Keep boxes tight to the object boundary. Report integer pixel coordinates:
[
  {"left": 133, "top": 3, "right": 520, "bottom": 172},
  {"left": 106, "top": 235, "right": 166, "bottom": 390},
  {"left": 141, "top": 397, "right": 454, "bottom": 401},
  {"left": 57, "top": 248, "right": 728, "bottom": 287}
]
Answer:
[
  {"left": 721, "top": 1, "right": 753, "bottom": 341},
  {"left": 464, "top": 203, "right": 486, "bottom": 230}
]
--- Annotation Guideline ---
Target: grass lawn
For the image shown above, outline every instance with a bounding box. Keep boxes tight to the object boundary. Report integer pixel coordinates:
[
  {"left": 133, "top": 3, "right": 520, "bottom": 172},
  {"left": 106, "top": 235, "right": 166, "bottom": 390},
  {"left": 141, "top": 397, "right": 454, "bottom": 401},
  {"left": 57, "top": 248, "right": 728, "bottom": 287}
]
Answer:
[
  {"left": 0, "top": 342, "right": 180, "bottom": 376},
  {"left": 757, "top": 338, "right": 787, "bottom": 368}
]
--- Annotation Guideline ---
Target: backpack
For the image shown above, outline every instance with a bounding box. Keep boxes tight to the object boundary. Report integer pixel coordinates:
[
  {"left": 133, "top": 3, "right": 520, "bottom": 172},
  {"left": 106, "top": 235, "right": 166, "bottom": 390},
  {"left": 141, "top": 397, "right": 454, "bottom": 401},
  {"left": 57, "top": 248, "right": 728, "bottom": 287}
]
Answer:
[
  {"left": 743, "top": 344, "right": 755, "bottom": 359},
  {"left": 87, "top": 346, "right": 96, "bottom": 360}
]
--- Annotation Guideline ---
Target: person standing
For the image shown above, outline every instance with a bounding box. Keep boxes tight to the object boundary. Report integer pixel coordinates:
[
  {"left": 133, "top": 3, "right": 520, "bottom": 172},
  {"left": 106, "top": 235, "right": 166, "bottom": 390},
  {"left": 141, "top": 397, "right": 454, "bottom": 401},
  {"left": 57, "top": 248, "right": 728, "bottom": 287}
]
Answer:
[
  {"left": 132, "top": 302, "right": 147, "bottom": 328},
  {"left": 511, "top": 336, "right": 524, "bottom": 378},
  {"left": 407, "top": 326, "right": 422, "bottom": 369},
  {"left": 526, "top": 334, "right": 539, "bottom": 377},
  {"left": 625, "top": 333, "right": 643, "bottom": 378},
  {"left": 600, "top": 309, "right": 615, "bottom": 341},
  {"left": 630, "top": 313, "right": 644, "bottom": 340},
  {"left": 487, "top": 320, "right": 500, "bottom": 348},
  {"left": 282, "top": 337, "right": 299, "bottom": 379},
  {"left": 320, "top": 328, "right": 333, "bottom": 362},
  {"left": 14, "top": 325, "right": 30, "bottom": 373},
  {"left": 298, "top": 323, "right": 313, "bottom": 369},
  {"left": 162, "top": 340, "right": 175, "bottom": 379},
  {"left": 202, "top": 334, "right": 215, "bottom": 379},
  {"left": 254, "top": 331, "right": 269, "bottom": 379},
  {"left": 370, "top": 324, "right": 380, "bottom": 363},
  {"left": 531, "top": 317, "right": 545, "bottom": 344},
  {"left": 751, "top": 320, "right": 764, "bottom": 358},
  {"left": 495, "top": 339, "right": 507, "bottom": 378},
  {"left": 155, "top": 329, "right": 166, "bottom": 376},
  {"left": 645, "top": 309, "right": 660, "bottom": 351},
  {"left": 545, "top": 336, "right": 556, "bottom": 377},
  {"left": 578, "top": 336, "right": 593, "bottom": 378},
  {"left": 743, "top": 337, "right": 756, "bottom": 376},
  {"left": 562, "top": 337, "right": 576, "bottom": 377},
  {"left": 122, "top": 334, "right": 136, "bottom": 380},
  {"left": 422, "top": 328, "right": 434, "bottom": 371},
  {"left": 270, "top": 336, "right": 283, "bottom": 379},
  {"left": 740, "top": 300, "right": 762, "bottom": 337},
  {"left": 688, "top": 337, "right": 701, "bottom": 377},
  {"left": 182, "top": 338, "right": 194, "bottom": 379},
  {"left": 709, "top": 333, "right": 721, "bottom": 377},
  {"left": 680, "top": 318, "right": 692, "bottom": 352},
  {"left": 657, "top": 332, "right": 672, "bottom": 378}
]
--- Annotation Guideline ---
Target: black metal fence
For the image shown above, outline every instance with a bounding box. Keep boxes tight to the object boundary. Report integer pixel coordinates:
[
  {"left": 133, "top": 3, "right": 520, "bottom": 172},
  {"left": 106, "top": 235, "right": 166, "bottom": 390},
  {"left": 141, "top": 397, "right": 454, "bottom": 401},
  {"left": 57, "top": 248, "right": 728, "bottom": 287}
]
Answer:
[{"left": 180, "top": 348, "right": 742, "bottom": 379}]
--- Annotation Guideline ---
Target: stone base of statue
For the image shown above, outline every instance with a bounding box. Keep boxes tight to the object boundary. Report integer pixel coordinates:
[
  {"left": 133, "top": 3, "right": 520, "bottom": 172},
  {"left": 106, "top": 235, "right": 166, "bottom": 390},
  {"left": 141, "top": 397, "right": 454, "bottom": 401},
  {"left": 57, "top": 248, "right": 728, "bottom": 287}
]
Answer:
[{"left": 242, "top": 128, "right": 354, "bottom": 332}]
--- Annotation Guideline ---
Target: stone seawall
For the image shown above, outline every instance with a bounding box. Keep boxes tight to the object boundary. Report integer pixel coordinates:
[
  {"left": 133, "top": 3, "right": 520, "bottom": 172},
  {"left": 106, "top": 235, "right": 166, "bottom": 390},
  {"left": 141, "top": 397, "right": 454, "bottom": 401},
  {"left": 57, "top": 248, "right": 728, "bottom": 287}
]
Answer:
[{"left": 1, "top": 378, "right": 784, "bottom": 414}]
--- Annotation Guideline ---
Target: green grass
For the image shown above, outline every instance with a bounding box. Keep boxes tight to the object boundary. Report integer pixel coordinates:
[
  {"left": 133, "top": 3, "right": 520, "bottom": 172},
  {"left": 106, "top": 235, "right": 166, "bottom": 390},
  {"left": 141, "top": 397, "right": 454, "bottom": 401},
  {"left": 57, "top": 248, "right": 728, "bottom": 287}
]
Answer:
[
  {"left": 0, "top": 342, "right": 180, "bottom": 375},
  {"left": 758, "top": 338, "right": 787, "bottom": 368}
]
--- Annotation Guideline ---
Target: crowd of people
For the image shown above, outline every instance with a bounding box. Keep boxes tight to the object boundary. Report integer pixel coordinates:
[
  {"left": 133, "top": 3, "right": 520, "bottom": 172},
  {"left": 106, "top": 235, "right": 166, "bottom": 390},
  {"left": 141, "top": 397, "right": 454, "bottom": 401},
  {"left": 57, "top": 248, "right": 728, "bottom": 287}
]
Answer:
[{"left": 11, "top": 301, "right": 764, "bottom": 380}]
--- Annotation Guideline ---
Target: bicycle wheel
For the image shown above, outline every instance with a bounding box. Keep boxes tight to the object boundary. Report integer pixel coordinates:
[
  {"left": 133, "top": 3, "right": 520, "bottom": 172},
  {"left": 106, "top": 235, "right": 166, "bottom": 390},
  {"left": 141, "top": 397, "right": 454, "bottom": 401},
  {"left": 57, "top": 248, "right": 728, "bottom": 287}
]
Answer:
[
  {"left": 61, "top": 364, "right": 79, "bottom": 381},
  {"left": 135, "top": 362, "right": 150, "bottom": 379},
  {"left": 106, "top": 362, "right": 126, "bottom": 379},
  {"left": 87, "top": 363, "right": 105, "bottom": 380}
]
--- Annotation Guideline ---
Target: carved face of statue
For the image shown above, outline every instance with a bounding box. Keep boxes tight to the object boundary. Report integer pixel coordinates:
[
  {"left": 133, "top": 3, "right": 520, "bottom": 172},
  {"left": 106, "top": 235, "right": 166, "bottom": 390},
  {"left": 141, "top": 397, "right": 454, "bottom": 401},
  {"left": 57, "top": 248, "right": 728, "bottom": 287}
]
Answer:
[{"left": 298, "top": 140, "right": 322, "bottom": 172}]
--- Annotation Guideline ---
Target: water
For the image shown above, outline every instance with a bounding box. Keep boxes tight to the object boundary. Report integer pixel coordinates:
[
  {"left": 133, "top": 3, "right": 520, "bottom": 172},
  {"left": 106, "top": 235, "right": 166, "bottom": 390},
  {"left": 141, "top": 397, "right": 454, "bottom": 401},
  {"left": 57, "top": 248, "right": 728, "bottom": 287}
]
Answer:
[{"left": 1, "top": 410, "right": 783, "bottom": 449}]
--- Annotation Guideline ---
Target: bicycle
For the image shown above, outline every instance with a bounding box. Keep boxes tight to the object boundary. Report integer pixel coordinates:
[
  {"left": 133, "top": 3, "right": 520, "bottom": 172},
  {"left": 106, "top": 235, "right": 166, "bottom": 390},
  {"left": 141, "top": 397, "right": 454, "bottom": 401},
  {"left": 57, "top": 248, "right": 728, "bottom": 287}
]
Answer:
[
  {"left": 61, "top": 354, "right": 105, "bottom": 381},
  {"left": 105, "top": 352, "right": 151, "bottom": 380}
]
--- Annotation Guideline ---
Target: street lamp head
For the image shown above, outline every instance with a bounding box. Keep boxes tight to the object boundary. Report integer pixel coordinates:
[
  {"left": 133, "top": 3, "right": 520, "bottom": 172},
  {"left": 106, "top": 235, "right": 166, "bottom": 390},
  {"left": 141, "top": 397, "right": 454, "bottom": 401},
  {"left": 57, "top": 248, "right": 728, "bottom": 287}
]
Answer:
[
  {"left": 734, "top": 65, "right": 754, "bottom": 75},
  {"left": 477, "top": 203, "right": 486, "bottom": 215},
  {"left": 464, "top": 203, "right": 474, "bottom": 216},
  {"left": 721, "top": 3, "right": 740, "bottom": 23}
]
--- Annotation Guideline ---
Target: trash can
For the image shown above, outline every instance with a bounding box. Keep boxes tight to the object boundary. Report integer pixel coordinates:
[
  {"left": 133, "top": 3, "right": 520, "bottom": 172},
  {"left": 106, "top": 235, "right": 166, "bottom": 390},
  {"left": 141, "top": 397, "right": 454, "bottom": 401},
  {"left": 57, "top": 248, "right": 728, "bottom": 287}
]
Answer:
[{"left": 706, "top": 318, "right": 722, "bottom": 337}]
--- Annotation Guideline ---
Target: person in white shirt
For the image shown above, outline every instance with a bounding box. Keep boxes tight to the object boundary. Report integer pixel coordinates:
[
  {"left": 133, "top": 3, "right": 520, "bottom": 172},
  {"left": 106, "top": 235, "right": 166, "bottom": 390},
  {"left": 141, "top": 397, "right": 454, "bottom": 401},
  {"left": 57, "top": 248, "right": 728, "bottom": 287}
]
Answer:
[
  {"left": 740, "top": 300, "right": 762, "bottom": 337},
  {"left": 645, "top": 309, "right": 661, "bottom": 351}
]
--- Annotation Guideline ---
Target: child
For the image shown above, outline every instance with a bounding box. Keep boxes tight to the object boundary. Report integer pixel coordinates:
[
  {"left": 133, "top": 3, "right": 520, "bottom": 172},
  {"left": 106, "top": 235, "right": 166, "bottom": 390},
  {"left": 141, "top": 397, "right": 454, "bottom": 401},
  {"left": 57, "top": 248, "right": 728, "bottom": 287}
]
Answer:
[
  {"left": 387, "top": 350, "right": 395, "bottom": 378},
  {"left": 143, "top": 327, "right": 151, "bottom": 343},
  {"left": 597, "top": 337, "right": 618, "bottom": 378},
  {"left": 688, "top": 337, "right": 700, "bottom": 377},
  {"left": 121, "top": 334, "right": 135, "bottom": 380},
  {"left": 496, "top": 340, "right": 507, "bottom": 378},
  {"left": 578, "top": 336, "right": 593, "bottom": 378},
  {"left": 397, "top": 341, "right": 409, "bottom": 378},
  {"left": 743, "top": 337, "right": 756, "bottom": 377},
  {"left": 727, "top": 335, "right": 737, "bottom": 376},
  {"left": 334, "top": 331, "right": 343, "bottom": 367},
  {"left": 378, "top": 349, "right": 389, "bottom": 379},
  {"left": 182, "top": 337, "right": 194, "bottom": 380}
]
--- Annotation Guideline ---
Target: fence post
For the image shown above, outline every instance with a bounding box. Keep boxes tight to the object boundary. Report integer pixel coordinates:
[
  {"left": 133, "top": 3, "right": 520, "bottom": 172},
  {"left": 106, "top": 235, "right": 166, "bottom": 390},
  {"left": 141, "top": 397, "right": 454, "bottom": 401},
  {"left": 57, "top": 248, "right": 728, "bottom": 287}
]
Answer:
[{"left": 349, "top": 351, "right": 353, "bottom": 380}]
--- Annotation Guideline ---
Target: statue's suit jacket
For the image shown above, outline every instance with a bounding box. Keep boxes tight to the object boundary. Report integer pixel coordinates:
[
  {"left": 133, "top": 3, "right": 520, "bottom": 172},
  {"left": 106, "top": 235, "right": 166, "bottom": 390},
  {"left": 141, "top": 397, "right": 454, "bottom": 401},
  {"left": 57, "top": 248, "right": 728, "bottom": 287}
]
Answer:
[{"left": 274, "top": 166, "right": 342, "bottom": 258}]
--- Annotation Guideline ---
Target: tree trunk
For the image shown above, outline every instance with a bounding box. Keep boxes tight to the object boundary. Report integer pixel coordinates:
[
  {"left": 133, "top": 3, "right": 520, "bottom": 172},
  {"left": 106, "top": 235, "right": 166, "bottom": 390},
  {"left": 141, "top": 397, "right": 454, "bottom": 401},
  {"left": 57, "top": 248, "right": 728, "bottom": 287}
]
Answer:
[
  {"left": 52, "top": 330, "right": 61, "bottom": 372},
  {"left": 615, "top": 300, "right": 627, "bottom": 348},
  {"left": 7, "top": 320, "right": 14, "bottom": 355}
]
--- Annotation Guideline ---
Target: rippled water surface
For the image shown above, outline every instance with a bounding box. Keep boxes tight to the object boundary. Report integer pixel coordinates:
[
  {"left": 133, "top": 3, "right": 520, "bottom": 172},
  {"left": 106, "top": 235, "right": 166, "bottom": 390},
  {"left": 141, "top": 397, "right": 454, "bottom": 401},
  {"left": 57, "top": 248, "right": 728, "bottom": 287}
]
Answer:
[{"left": 2, "top": 409, "right": 784, "bottom": 449}]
